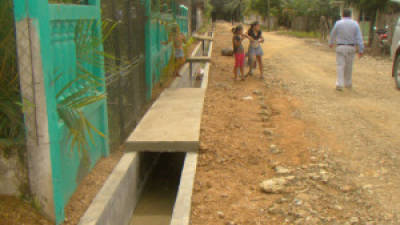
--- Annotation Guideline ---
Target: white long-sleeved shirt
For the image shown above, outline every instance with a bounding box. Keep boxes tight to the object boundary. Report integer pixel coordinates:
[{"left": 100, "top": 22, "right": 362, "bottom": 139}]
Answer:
[{"left": 329, "top": 17, "right": 365, "bottom": 53}]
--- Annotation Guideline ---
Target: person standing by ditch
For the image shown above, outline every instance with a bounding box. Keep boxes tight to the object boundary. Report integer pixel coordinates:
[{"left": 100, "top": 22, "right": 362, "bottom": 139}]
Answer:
[
  {"left": 329, "top": 9, "right": 364, "bottom": 91},
  {"left": 247, "top": 21, "right": 265, "bottom": 79},
  {"left": 232, "top": 25, "right": 247, "bottom": 81},
  {"left": 163, "top": 24, "right": 186, "bottom": 77}
]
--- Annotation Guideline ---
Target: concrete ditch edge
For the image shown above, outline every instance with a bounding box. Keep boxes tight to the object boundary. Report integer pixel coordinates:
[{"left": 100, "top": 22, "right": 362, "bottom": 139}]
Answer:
[
  {"left": 170, "top": 152, "right": 198, "bottom": 225},
  {"left": 78, "top": 152, "right": 143, "bottom": 225},
  {"left": 170, "top": 31, "right": 213, "bottom": 225}
]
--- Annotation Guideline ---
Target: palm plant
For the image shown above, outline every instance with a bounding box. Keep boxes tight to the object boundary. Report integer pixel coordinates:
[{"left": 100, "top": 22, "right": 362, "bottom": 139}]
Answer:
[
  {"left": 0, "top": 0, "right": 25, "bottom": 151},
  {"left": 56, "top": 19, "right": 119, "bottom": 157}
]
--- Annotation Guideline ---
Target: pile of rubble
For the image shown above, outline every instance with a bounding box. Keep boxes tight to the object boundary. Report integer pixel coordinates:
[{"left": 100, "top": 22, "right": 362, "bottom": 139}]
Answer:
[{"left": 259, "top": 150, "right": 395, "bottom": 225}]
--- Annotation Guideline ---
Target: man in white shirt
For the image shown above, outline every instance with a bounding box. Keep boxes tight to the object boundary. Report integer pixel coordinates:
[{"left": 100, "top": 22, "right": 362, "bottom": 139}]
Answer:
[{"left": 329, "top": 9, "right": 364, "bottom": 91}]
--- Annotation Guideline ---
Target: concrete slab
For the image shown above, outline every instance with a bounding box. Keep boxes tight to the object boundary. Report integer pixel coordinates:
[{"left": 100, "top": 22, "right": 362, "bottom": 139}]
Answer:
[{"left": 126, "top": 88, "right": 205, "bottom": 152}]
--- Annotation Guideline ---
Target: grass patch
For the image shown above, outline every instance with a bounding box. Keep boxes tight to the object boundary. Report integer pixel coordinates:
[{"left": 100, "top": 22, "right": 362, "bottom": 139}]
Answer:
[{"left": 277, "top": 31, "right": 320, "bottom": 39}]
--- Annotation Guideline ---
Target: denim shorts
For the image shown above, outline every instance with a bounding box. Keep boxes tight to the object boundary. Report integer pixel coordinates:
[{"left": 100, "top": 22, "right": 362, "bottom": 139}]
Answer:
[
  {"left": 175, "top": 48, "right": 184, "bottom": 58},
  {"left": 248, "top": 46, "right": 264, "bottom": 56}
]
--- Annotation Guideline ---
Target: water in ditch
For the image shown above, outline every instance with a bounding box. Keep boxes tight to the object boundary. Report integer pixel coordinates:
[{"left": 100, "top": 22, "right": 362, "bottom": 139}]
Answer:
[{"left": 130, "top": 153, "right": 185, "bottom": 225}]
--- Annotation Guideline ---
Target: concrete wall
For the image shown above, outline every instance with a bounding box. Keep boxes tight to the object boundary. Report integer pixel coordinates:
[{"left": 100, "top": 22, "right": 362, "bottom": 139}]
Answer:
[{"left": 0, "top": 152, "right": 27, "bottom": 196}]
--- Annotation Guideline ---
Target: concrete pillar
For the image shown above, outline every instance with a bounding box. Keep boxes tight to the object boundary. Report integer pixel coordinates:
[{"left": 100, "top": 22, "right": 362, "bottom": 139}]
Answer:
[
  {"left": 196, "top": 7, "right": 202, "bottom": 31},
  {"left": 14, "top": 18, "right": 55, "bottom": 221}
]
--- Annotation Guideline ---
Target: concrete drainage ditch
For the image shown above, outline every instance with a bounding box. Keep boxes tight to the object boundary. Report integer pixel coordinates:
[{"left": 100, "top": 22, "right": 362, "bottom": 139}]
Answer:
[{"left": 78, "top": 31, "right": 213, "bottom": 225}]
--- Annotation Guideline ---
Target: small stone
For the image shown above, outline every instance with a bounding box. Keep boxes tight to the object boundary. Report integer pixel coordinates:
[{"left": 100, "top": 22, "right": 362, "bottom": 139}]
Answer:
[
  {"left": 294, "top": 209, "right": 308, "bottom": 218},
  {"left": 263, "top": 128, "right": 274, "bottom": 136},
  {"left": 334, "top": 205, "right": 343, "bottom": 211},
  {"left": 293, "top": 198, "right": 303, "bottom": 206},
  {"left": 253, "top": 90, "right": 262, "bottom": 95},
  {"left": 350, "top": 217, "right": 359, "bottom": 224},
  {"left": 319, "top": 169, "right": 329, "bottom": 183},
  {"left": 270, "top": 144, "right": 281, "bottom": 154},
  {"left": 275, "top": 166, "right": 291, "bottom": 174},
  {"left": 310, "top": 156, "right": 318, "bottom": 162},
  {"left": 268, "top": 204, "right": 281, "bottom": 214},
  {"left": 260, "top": 177, "right": 288, "bottom": 193},
  {"left": 260, "top": 103, "right": 268, "bottom": 109},
  {"left": 341, "top": 185, "right": 355, "bottom": 193},
  {"left": 226, "top": 221, "right": 236, "bottom": 225},
  {"left": 362, "top": 184, "right": 373, "bottom": 189},
  {"left": 217, "top": 211, "right": 225, "bottom": 219},
  {"left": 262, "top": 116, "right": 270, "bottom": 122},
  {"left": 277, "top": 197, "right": 289, "bottom": 203},
  {"left": 242, "top": 96, "right": 253, "bottom": 100},
  {"left": 260, "top": 109, "right": 272, "bottom": 116}
]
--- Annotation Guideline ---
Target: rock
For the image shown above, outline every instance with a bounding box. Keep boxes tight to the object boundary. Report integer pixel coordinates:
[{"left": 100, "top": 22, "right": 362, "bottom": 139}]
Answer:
[
  {"left": 226, "top": 221, "right": 236, "bottom": 225},
  {"left": 334, "top": 205, "right": 343, "bottom": 211},
  {"left": 221, "top": 48, "right": 233, "bottom": 56},
  {"left": 260, "top": 103, "right": 268, "bottom": 109},
  {"left": 275, "top": 166, "right": 291, "bottom": 174},
  {"left": 242, "top": 96, "right": 253, "bottom": 101},
  {"left": 310, "top": 156, "right": 318, "bottom": 162},
  {"left": 260, "top": 109, "right": 272, "bottom": 116},
  {"left": 319, "top": 169, "right": 329, "bottom": 183},
  {"left": 293, "top": 198, "right": 303, "bottom": 206},
  {"left": 217, "top": 211, "right": 225, "bottom": 219},
  {"left": 253, "top": 89, "right": 263, "bottom": 95},
  {"left": 341, "top": 185, "right": 355, "bottom": 193},
  {"left": 270, "top": 144, "right": 281, "bottom": 154},
  {"left": 262, "top": 116, "right": 270, "bottom": 122},
  {"left": 263, "top": 128, "right": 274, "bottom": 136},
  {"left": 350, "top": 217, "right": 359, "bottom": 224},
  {"left": 294, "top": 209, "right": 308, "bottom": 218},
  {"left": 268, "top": 204, "right": 281, "bottom": 214},
  {"left": 260, "top": 177, "right": 288, "bottom": 193},
  {"left": 296, "top": 193, "right": 312, "bottom": 202}
]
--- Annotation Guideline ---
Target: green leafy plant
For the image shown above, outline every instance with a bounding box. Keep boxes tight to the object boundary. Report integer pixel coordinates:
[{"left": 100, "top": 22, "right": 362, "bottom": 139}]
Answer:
[
  {"left": 0, "top": 0, "right": 25, "bottom": 150},
  {"left": 56, "top": 19, "right": 119, "bottom": 157}
]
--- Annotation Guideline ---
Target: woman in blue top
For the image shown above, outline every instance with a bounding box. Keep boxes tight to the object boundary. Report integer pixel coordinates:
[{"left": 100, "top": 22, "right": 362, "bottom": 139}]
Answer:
[{"left": 247, "top": 21, "right": 264, "bottom": 79}]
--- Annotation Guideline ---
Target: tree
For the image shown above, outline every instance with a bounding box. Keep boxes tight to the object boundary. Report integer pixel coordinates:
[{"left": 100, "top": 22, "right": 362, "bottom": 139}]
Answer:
[{"left": 346, "top": 0, "right": 390, "bottom": 46}]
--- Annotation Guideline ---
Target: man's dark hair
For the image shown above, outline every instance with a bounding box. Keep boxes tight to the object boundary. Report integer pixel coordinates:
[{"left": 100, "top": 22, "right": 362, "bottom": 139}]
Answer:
[{"left": 343, "top": 9, "right": 352, "bottom": 18}]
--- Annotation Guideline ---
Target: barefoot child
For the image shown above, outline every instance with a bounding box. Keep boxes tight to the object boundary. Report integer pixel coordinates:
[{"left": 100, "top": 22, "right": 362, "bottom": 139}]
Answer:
[
  {"left": 247, "top": 21, "right": 265, "bottom": 79},
  {"left": 163, "top": 24, "right": 186, "bottom": 77},
  {"left": 232, "top": 25, "right": 246, "bottom": 81}
]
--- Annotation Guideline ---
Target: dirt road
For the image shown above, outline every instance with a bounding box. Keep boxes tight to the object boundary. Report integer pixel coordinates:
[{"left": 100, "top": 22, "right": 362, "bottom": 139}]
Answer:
[{"left": 191, "top": 22, "right": 399, "bottom": 225}]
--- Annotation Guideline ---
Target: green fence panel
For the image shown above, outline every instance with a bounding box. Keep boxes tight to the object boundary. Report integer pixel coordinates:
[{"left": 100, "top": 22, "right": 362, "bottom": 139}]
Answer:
[{"left": 13, "top": 0, "right": 109, "bottom": 224}]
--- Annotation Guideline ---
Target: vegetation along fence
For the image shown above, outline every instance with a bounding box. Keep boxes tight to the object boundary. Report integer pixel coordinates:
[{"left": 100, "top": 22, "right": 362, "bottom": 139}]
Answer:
[{"left": 9, "top": 0, "right": 189, "bottom": 224}]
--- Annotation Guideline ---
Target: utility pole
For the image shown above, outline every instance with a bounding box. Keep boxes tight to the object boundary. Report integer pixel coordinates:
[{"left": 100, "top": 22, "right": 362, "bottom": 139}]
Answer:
[{"left": 267, "top": 0, "right": 271, "bottom": 31}]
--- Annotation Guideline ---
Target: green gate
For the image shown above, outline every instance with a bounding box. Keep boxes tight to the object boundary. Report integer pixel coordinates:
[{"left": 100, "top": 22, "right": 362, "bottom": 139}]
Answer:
[{"left": 13, "top": 0, "right": 109, "bottom": 224}]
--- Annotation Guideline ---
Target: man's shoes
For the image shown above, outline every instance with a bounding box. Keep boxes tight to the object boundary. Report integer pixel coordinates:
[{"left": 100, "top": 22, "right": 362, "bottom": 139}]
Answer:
[
  {"left": 345, "top": 85, "right": 352, "bottom": 90},
  {"left": 336, "top": 86, "right": 344, "bottom": 91}
]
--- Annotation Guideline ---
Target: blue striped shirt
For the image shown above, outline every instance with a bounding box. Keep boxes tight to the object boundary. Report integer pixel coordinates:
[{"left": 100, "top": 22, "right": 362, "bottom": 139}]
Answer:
[{"left": 329, "top": 18, "right": 364, "bottom": 53}]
